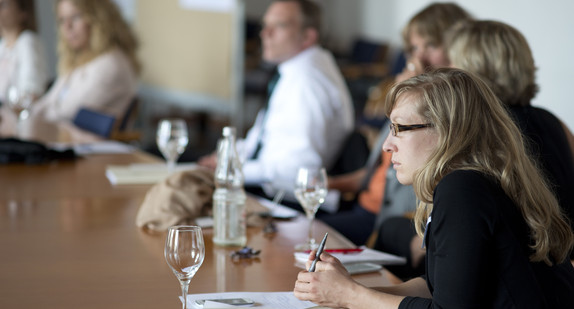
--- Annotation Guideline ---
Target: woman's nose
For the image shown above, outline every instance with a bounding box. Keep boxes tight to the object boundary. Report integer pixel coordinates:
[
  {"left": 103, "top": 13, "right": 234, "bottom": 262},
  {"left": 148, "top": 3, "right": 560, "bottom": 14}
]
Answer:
[{"left": 382, "top": 132, "right": 396, "bottom": 153}]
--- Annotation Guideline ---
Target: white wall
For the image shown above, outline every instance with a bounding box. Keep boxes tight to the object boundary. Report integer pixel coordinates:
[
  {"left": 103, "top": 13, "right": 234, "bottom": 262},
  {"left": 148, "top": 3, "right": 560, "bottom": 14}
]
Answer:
[{"left": 35, "top": 0, "right": 57, "bottom": 80}]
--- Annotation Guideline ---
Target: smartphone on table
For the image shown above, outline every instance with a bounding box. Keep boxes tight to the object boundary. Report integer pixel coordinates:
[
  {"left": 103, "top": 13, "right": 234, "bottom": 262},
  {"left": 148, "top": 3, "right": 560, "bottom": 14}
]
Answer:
[{"left": 195, "top": 298, "right": 255, "bottom": 307}]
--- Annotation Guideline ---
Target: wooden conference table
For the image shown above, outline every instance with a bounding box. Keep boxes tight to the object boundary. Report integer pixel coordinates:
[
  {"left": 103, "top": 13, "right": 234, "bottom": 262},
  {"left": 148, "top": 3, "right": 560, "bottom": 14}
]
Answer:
[{"left": 0, "top": 148, "right": 400, "bottom": 309}]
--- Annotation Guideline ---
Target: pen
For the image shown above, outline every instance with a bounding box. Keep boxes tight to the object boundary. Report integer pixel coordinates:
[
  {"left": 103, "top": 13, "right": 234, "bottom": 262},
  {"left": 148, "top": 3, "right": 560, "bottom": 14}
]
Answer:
[
  {"left": 308, "top": 232, "right": 328, "bottom": 272},
  {"left": 304, "top": 248, "right": 363, "bottom": 254}
]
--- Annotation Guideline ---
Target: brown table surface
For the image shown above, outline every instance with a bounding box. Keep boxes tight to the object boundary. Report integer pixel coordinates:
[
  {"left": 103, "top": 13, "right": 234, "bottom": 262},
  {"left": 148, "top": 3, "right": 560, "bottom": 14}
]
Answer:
[{"left": 0, "top": 150, "right": 400, "bottom": 309}]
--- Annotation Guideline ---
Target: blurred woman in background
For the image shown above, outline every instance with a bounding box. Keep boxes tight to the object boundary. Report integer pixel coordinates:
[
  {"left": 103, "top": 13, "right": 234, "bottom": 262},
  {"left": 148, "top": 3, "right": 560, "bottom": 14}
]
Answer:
[
  {"left": 2, "top": 0, "right": 140, "bottom": 141},
  {"left": 395, "top": 2, "right": 471, "bottom": 82},
  {"left": 39, "top": 0, "right": 140, "bottom": 122},
  {"left": 0, "top": 0, "right": 47, "bottom": 112}
]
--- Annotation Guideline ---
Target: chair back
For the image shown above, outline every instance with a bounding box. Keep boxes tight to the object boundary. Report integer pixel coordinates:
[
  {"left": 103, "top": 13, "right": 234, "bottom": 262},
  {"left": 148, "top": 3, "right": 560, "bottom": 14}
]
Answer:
[
  {"left": 351, "top": 39, "right": 388, "bottom": 64},
  {"left": 118, "top": 97, "right": 139, "bottom": 131},
  {"left": 73, "top": 108, "right": 116, "bottom": 138},
  {"left": 110, "top": 97, "right": 142, "bottom": 143},
  {"left": 328, "top": 130, "right": 370, "bottom": 176}
]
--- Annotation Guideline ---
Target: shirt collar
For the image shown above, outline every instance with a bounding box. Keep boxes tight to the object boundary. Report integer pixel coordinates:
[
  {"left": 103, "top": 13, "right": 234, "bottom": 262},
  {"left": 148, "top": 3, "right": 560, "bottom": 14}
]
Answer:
[{"left": 278, "top": 45, "right": 321, "bottom": 76}]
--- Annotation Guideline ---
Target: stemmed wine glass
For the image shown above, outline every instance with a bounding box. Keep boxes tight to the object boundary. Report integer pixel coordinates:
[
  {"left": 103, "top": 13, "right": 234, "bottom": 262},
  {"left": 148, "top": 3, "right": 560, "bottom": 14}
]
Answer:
[
  {"left": 6, "top": 85, "right": 35, "bottom": 137},
  {"left": 294, "top": 167, "right": 328, "bottom": 251},
  {"left": 165, "top": 225, "right": 205, "bottom": 309},
  {"left": 156, "top": 118, "right": 189, "bottom": 173}
]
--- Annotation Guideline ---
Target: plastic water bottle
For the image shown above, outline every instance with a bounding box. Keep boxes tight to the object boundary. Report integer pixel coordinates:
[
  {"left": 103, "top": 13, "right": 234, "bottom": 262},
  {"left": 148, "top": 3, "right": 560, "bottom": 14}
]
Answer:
[{"left": 212, "top": 127, "right": 247, "bottom": 246}]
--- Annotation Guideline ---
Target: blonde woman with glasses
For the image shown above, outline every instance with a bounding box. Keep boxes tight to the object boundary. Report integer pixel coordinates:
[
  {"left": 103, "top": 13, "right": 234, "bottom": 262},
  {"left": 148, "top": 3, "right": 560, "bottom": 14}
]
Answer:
[{"left": 294, "top": 68, "right": 574, "bottom": 308}]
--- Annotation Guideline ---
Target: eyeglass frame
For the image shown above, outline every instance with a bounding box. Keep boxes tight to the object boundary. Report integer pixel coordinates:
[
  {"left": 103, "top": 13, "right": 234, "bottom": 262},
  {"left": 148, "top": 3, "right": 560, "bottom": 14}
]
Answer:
[{"left": 389, "top": 123, "right": 433, "bottom": 136}]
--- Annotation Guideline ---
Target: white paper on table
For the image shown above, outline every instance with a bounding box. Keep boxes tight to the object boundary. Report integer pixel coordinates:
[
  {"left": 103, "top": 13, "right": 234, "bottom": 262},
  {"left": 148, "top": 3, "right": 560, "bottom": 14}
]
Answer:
[
  {"left": 253, "top": 196, "right": 298, "bottom": 219},
  {"left": 73, "top": 141, "right": 136, "bottom": 155},
  {"left": 49, "top": 141, "right": 135, "bottom": 155},
  {"left": 105, "top": 162, "right": 198, "bottom": 185},
  {"left": 185, "top": 291, "right": 320, "bottom": 309},
  {"left": 294, "top": 246, "right": 406, "bottom": 266}
]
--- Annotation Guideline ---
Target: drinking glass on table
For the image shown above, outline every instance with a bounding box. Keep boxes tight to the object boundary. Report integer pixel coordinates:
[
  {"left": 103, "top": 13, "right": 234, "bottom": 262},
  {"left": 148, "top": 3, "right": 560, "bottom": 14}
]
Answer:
[
  {"left": 294, "top": 167, "right": 328, "bottom": 251},
  {"left": 156, "top": 118, "right": 189, "bottom": 173},
  {"left": 6, "top": 85, "right": 35, "bottom": 136},
  {"left": 165, "top": 225, "right": 205, "bottom": 309}
]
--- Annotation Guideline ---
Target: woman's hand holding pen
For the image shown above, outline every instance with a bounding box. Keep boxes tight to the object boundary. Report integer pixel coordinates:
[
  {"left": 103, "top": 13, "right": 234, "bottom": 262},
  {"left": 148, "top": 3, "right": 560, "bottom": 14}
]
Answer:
[{"left": 294, "top": 250, "right": 356, "bottom": 308}]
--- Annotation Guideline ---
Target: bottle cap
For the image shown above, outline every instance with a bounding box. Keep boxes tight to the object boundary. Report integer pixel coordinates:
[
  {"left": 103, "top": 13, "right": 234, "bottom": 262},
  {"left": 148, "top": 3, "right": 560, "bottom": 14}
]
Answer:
[{"left": 222, "top": 126, "right": 236, "bottom": 137}]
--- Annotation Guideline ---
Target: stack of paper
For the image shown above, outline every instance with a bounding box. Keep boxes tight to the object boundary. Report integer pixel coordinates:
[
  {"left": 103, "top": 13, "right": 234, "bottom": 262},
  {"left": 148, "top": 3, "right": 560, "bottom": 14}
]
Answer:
[
  {"left": 105, "top": 163, "right": 198, "bottom": 185},
  {"left": 252, "top": 195, "right": 299, "bottom": 219},
  {"left": 294, "top": 247, "right": 406, "bottom": 266}
]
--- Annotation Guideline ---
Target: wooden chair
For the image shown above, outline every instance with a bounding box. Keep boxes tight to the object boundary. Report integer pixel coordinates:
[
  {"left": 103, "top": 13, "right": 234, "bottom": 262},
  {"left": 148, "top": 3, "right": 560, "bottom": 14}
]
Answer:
[{"left": 110, "top": 97, "right": 142, "bottom": 143}]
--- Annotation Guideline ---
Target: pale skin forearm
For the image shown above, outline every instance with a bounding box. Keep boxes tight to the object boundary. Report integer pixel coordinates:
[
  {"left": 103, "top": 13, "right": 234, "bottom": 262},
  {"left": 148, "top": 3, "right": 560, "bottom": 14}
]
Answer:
[
  {"left": 344, "top": 283, "right": 406, "bottom": 309},
  {"left": 372, "top": 277, "right": 431, "bottom": 298}
]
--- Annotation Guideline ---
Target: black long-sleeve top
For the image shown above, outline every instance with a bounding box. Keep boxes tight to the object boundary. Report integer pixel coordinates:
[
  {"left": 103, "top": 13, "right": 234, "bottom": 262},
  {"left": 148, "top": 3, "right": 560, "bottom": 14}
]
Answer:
[
  {"left": 399, "top": 170, "right": 574, "bottom": 308},
  {"left": 508, "top": 106, "right": 574, "bottom": 249}
]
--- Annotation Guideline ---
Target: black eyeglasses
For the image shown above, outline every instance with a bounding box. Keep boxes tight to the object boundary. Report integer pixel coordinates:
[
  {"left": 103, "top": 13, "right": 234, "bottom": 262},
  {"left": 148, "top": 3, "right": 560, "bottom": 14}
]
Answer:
[{"left": 389, "top": 123, "right": 432, "bottom": 136}]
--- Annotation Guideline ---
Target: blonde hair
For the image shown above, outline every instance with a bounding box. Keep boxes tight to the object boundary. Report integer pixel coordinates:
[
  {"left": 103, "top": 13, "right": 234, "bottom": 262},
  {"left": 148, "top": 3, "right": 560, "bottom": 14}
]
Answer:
[
  {"left": 402, "top": 2, "right": 472, "bottom": 56},
  {"left": 446, "top": 20, "right": 538, "bottom": 106},
  {"left": 56, "top": 0, "right": 141, "bottom": 75},
  {"left": 385, "top": 68, "right": 573, "bottom": 265}
]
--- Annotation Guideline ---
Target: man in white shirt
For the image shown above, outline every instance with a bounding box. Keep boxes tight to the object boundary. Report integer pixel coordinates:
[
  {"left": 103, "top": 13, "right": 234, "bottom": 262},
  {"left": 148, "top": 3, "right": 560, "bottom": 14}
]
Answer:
[{"left": 201, "top": 0, "right": 354, "bottom": 198}]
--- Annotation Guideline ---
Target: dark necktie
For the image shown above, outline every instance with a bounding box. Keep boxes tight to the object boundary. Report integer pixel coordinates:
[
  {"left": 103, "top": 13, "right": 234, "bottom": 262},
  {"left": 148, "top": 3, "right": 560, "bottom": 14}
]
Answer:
[{"left": 250, "top": 69, "right": 280, "bottom": 160}]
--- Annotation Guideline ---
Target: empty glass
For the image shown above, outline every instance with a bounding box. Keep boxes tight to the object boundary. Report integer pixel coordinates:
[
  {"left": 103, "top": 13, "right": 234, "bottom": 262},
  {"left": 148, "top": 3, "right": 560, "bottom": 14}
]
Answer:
[
  {"left": 156, "top": 118, "right": 189, "bottom": 173},
  {"left": 5, "top": 85, "right": 35, "bottom": 137},
  {"left": 165, "top": 225, "right": 205, "bottom": 309},
  {"left": 294, "top": 167, "right": 328, "bottom": 251}
]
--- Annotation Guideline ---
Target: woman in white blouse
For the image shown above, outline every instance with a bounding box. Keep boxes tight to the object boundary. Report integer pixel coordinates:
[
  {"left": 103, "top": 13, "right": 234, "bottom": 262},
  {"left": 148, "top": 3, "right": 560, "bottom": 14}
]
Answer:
[
  {"left": 3, "top": 0, "right": 140, "bottom": 141},
  {"left": 0, "top": 0, "right": 48, "bottom": 107}
]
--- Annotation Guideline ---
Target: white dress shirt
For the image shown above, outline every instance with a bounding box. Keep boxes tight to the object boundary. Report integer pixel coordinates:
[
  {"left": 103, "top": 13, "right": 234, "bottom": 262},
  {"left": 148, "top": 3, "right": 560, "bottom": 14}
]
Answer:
[
  {"left": 0, "top": 30, "right": 48, "bottom": 101},
  {"left": 240, "top": 45, "right": 354, "bottom": 194}
]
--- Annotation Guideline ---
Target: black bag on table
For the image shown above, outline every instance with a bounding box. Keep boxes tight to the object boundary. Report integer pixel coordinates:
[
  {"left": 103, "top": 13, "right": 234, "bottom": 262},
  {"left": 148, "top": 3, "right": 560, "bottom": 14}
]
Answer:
[{"left": 0, "top": 138, "right": 76, "bottom": 164}]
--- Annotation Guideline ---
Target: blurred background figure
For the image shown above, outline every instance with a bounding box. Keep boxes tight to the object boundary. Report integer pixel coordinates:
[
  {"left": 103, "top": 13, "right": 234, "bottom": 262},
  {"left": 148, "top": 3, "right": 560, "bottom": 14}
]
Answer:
[
  {"left": 0, "top": 0, "right": 47, "bottom": 111},
  {"left": 395, "top": 2, "right": 471, "bottom": 83},
  {"left": 199, "top": 0, "right": 354, "bottom": 202},
  {"left": 446, "top": 19, "right": 574, "bottom": 256},
  {"left": 1, "top": 0, "right": 140, "bottom": 142}
]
